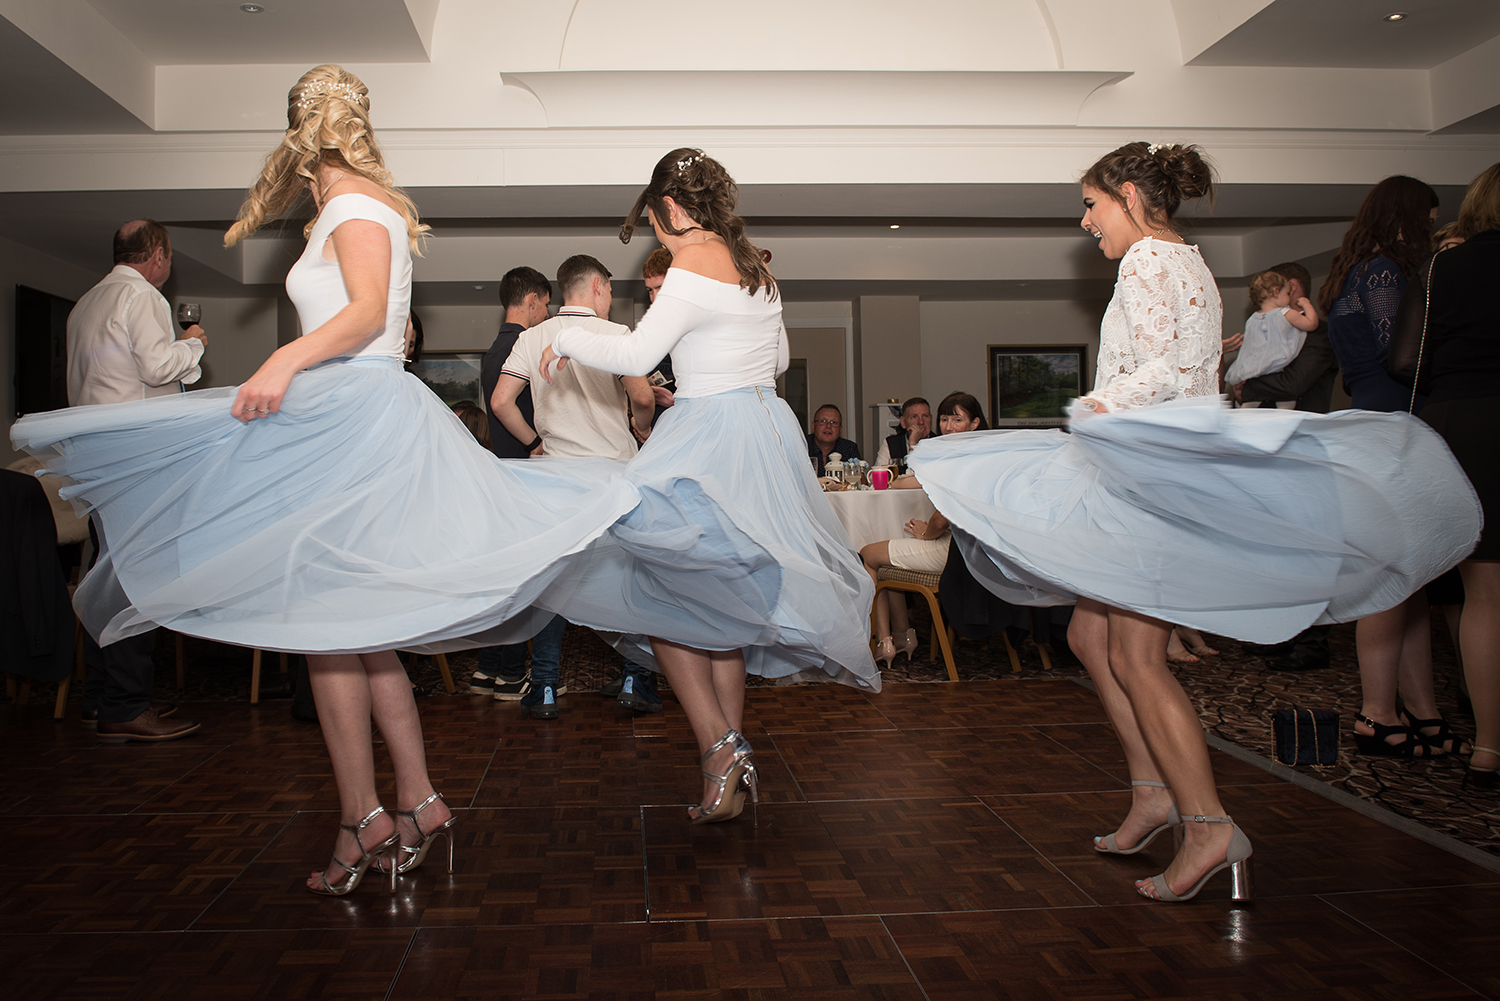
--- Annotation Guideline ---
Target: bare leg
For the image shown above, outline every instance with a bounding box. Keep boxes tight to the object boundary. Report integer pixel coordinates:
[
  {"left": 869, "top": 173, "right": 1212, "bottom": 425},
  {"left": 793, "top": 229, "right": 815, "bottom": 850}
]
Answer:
[
  {"left": 1099, "top": 606, "right": 1231, "bottom": 898},
  {"left": 305, "top": 652, "right": 397, "bottom": 890},
  {"left": 1459, "top": 561, "right": 1500, "bottom": 773},
  {"left": 651, "top": 637, "right": 748, "bottom": 814},
  {"left": 1394, "top": 590, "right": 1441, "bottom": 721},
  {"left": 873, "top": 590, "right": 893, "bottom": 642},
  {"left": 361, "top": 650, "right": 450, "bottom": 850},
  {"left": 889, "top": 593, "right": 911, "bottom": 637},
  {"left": 1067, "top": 597, "right": 1172, "bottom": 848},
  {"left": 1354, "top": 594, "right": 1432, "bottom": 753},
  {"left": 1176, "top": 625, "right": 1218, "bottom": 656}
]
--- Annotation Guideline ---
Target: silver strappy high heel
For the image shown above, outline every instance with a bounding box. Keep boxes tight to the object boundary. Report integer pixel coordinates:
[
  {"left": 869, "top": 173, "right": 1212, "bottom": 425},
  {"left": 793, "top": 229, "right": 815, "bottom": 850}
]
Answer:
[
  {"left": 307, "top": 805, "right": 399, "bottom": 897},
  {"left": 1094, "top": 779, "right": 1182, "bottom": 855},
  {"left": 380, "top": 791, "right": 459, "bottom": 876},
  {"left": 690, "top": 729, "right": 759, "bottom": 827},
  {"left": 1136, "top": 814, "right": 1253, "bottom": 902}
]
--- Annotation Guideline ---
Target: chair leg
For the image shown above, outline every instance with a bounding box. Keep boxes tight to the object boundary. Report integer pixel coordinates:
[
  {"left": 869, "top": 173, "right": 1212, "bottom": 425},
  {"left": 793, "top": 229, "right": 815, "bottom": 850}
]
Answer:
[
  {"left": 54, "top": 673, "right": 71, "bottom": 719},
  {"left": 1001, "top": 630, "right": 1023, "bottom": 674},
  {"left": 915, "top": 590, "right": 960, "bottom": 682},
  {"left": 250, "top": 649, "right": 262, "bottom": 705},
  {"left": 1028, "top": 611, "right": 1055, "bottom": 671},
  {"left": 175, "top": 633, "right": 186, "bottom": 691},
  {"left": 435, "top": 653, "right": 456, "bottom": 694},
  {"left": 279, "top": 652, "right": 289, "bottom": 674}
]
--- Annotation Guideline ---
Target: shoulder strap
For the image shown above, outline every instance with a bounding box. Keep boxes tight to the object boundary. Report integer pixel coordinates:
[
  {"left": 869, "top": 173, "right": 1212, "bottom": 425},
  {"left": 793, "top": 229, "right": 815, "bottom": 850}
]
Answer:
[{"left": 1407, "top": 253, "right": 1439, "bottom": 415}]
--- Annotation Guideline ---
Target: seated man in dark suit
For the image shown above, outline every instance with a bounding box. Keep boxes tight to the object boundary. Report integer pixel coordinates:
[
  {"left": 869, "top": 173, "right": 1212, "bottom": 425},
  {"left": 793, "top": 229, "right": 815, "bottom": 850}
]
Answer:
[{"left": 807, "top": 403, "right": 859, "bottom": 476}]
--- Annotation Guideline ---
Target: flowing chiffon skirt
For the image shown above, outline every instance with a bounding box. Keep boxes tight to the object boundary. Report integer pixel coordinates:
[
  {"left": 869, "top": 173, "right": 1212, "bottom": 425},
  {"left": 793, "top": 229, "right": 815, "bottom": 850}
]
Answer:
[
  {"left": 533, "top": 385, "right": 879, "bottom": 689},
  {"left": 13, "top": 361, "right": 877, "bottom": 687},
  {"left": 908, "top": 398, "right": 1481, "bottom": 644}
]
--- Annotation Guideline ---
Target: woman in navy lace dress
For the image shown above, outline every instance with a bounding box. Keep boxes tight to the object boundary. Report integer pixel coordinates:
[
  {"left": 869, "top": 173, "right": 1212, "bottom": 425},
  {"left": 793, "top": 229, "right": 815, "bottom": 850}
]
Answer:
[{"left": 1321, "top": 176, "right": 1467, "bottom": 762}]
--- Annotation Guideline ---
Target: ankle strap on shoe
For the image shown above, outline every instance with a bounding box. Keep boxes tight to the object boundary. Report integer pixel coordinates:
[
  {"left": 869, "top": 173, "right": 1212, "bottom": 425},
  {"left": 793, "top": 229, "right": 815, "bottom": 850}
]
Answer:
[
  {"left": 1130, "top": 780, "right": 1169, "bottom": 789},
  {"left": 401, "top": 791, "right": 443, "bottom": 818},
  {"left": 1180, "top": 813, "right": 1232, "bottom": 824},
  {"left": 342, "top": 805, "right": 388, "bottom": 852},
  {"left": 702, "top": 729, "right": 742, "bottom": 762}
]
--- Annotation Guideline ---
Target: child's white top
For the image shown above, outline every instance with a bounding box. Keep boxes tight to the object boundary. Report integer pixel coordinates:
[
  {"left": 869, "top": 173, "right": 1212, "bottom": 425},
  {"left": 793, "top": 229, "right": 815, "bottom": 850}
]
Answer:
[{"left": 1224, "top": 306, "right": 1306, "bottom": 385}]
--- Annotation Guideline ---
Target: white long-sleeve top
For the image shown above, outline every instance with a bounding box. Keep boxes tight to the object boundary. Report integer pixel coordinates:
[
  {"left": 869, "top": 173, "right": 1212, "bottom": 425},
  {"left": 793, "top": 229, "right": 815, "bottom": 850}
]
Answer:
[
  {"left": 66, "top": 265, "right": 204, "bottom": 406},
  {"left": 552, "top": 268, "right": 788, "bottom": 398},
  {"left": 1092, "top": 238, "right": 1223, "bottom": 412}
]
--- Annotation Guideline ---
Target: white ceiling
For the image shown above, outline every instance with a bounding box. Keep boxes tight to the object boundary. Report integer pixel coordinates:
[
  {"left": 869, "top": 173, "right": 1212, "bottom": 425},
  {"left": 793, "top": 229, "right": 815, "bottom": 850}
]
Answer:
[
  {"left": 85, "top": 0, "right": 435, "bottom": 64},
  {"left": 1190, "top": 0, "right": 1500, "bottom": 68}
]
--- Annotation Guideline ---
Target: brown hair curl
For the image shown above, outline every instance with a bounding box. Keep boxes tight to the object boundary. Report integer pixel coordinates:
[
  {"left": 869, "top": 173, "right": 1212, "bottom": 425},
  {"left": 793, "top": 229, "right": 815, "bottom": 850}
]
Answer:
[
  {"left": 224, "top": 64, "right": 427, "bottom": 255},
  {"left": 1248, "top": 270, "right": 1288, "bottom": 307},
  {"left": 1456, "top": 162, "right": 1500, "bottom": 239},
  {"left": 620, "top": 148, "right": 776, "bottom": 298},
  {"left": 1080, "top": 142, "right": 1215, "bottom": 234},
  {"left": 1318, "top": 175, "right": 1438, "bottom": 314}
]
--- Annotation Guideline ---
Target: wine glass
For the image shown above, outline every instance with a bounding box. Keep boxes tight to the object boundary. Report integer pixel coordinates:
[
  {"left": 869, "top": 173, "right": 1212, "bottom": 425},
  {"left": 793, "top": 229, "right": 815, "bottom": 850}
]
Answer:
[{"left": 176, "top": 302, "right": 201, "bottom": 332}]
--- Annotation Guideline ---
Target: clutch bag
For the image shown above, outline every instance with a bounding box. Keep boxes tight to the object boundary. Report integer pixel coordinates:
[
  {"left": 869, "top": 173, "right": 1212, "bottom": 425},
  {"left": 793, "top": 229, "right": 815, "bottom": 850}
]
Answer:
[{"left": 1271, "top": 708, "right": 1339, "bottom": 766}]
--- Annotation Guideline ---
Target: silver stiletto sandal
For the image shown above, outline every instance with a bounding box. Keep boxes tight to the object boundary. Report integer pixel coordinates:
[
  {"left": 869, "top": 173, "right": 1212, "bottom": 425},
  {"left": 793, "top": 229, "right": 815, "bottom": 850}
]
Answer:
[
  {"left": 1136, "top": 814, "right": 1253, "bottom": 902},
  {"left": 1094, "top": 779, "right": 1182, "bottom": 855},
  {"left": 689, "top": 729, "right": 759, "bottom": 827},
  {"left": 307, "top": 805, "right": 399, "bottom": 897},
  {"left": 381, "top": 791, "right": 459, "bottom": 876}
]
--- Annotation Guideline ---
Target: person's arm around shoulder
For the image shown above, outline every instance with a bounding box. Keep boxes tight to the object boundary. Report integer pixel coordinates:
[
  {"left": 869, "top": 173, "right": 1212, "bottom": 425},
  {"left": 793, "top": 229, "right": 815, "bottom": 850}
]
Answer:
[
  {"left": 232, "top": 210, "right": 391, "bottom": 421},
  {"left": 1285, "top": 298, "right": 1319, "bottom": 333}
]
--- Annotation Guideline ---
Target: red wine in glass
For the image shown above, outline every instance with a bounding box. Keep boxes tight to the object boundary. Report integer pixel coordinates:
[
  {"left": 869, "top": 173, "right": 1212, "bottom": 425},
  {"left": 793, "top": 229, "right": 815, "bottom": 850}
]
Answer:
[{"left": 176, "top": 302, "right": 201, "bottom": 331}]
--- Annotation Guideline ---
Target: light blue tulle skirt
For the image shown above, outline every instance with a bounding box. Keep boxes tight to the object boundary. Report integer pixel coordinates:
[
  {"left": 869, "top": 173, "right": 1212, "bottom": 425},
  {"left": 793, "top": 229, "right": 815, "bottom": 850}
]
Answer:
[
  {"left": 908, "top": 397, "right": 1481, "bottom": 644},
  {"left": 531, "top": 385, "right": 878, "bottom": 689},
  {"left": 12, "top": 360, "right": 877, "bottom": 688}
]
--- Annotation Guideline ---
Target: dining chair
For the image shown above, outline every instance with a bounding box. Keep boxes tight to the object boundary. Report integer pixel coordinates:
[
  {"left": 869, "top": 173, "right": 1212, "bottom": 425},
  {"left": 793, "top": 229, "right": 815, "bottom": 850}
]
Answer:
[{"left": 873, "top": 566, "right": 959, "bottom": 682}]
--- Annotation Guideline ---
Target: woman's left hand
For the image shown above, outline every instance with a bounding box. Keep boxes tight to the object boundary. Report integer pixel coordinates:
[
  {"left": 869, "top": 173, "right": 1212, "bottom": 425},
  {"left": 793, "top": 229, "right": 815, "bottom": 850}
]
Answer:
[
  {"left": 538, "top": 345, "right": 568, "bottom": 384},
  {"left": 231, "top": 353, "right": 298, "bottom": 422},
  {"left": 905, "top": 518, "right": 928, "bottom": 540}
]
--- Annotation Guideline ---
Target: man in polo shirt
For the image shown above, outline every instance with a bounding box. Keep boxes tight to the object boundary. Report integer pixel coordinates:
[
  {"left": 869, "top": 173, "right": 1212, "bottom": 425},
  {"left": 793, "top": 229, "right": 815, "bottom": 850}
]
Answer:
[{"left": 491, "top": 255, "right": 659, "bottom": 717}]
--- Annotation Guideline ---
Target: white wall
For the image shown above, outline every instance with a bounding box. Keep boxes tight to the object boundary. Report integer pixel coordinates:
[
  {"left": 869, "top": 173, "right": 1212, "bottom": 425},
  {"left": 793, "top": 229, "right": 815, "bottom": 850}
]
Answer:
[
  {"left": 0, "top": 233, "right": 103, "bottom": 464},
  {"left": 918, "top": 299, "right": 1109, "bottom": 416},
  {"left": 166, "top": 294, "right": 278, "bottom": 390}
]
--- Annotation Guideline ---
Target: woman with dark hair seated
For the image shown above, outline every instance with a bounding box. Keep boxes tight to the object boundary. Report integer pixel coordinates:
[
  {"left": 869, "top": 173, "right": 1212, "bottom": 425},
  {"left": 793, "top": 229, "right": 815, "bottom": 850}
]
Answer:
[{"left": 859, "top": 391, "right": 985, "bottom": 667}]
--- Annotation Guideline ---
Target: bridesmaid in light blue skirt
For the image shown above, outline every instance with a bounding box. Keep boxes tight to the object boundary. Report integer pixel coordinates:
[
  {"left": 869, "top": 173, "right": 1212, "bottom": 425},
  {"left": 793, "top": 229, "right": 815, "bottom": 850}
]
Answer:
[
  {"left": 911, "top": 143, "right": 1479, "bottom": 904},
  {"left": 13, "top": 67, "right": 641, "bottom": 897}
]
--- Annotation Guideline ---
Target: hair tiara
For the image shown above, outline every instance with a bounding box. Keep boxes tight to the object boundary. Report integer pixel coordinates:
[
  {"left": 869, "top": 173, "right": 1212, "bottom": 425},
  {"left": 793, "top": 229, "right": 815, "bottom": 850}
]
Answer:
[{"left": 295, "top": 80, "right": 368, "bottom": 111}]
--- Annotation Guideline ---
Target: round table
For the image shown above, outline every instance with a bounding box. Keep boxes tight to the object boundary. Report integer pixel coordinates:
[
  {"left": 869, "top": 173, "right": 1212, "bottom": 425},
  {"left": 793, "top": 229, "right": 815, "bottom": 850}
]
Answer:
[{"left": 823, "top": 487, "right": 936, "bottom": 550}]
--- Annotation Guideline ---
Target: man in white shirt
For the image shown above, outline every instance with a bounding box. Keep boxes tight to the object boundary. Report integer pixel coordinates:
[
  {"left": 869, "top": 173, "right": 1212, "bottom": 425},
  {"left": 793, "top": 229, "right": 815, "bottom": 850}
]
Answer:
[
  {"left": 491, "top": 255, "right": 658, "bottom": 716},
  {"left": 67, "top": 220, "right": 205, "bottom": 743}
]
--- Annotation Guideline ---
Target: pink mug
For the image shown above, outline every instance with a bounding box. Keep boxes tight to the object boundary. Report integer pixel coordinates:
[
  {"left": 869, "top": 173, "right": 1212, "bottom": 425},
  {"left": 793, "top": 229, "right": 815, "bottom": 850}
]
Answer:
[{"left": 869, "top": 468, "right": 892, "bottom": 490}]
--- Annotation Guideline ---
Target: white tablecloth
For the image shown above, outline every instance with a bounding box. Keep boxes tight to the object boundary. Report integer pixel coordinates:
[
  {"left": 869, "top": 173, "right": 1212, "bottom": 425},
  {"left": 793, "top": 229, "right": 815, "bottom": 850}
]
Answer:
[{"left": 823, "top": 487, "right": 936, "bottom": 551}]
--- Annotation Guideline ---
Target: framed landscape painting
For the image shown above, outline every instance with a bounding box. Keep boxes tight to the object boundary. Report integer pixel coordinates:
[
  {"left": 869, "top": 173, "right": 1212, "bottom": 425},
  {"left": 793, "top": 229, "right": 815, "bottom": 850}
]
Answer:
[
  {"left": 410, "top": 351, "right": 485, "bottom": 408},
  {"left": 988, "top": 345, "right": 1087, "bottom": 428}
]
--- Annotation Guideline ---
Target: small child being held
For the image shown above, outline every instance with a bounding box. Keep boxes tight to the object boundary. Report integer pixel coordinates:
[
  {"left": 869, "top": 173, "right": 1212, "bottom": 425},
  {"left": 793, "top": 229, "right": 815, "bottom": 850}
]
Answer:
[{"left": 1223, "top": 269, "right": 1319, "bottom": 391}]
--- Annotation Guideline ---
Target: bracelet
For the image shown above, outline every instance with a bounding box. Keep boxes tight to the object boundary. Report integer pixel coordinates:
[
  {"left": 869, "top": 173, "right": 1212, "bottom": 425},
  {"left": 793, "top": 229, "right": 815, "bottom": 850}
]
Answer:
[{"left": 525, "top": 435, "right": 543, "bottom": 452}]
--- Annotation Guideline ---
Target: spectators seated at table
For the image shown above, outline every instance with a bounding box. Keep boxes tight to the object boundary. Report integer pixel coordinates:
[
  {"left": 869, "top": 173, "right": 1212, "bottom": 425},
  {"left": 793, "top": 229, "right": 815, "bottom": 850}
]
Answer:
[
  {"left": 874, "top": 397, "right": 931, "bottom": 470},
  {"left": 807, "top": 403, "right": 859, "bottom": 476},
  {"left": 859, "top": 392, "right": 985, "bottom": 668}
]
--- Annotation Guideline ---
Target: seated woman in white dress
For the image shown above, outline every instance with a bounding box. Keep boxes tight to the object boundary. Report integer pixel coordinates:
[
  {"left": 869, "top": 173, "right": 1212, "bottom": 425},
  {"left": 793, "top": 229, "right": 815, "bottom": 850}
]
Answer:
[{"left": 859, "top": 392, "right": 985, "bottom": 667}]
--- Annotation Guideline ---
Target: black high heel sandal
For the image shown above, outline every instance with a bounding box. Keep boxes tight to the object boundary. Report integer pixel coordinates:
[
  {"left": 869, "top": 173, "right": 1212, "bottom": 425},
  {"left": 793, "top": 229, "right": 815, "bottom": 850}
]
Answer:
[
  {"left": 1399, "top": 709, "right": 1471, "bottom": 757},
  {"left": 1353, "top": 713, "right": 1433, "bottom": 758}
]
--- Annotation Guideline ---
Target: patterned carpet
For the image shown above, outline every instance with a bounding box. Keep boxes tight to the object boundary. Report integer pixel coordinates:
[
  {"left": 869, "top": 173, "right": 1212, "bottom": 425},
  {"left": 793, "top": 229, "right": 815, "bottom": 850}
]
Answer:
[{"left": 14, "top": 602, "right": 1496, "bottom": 859}]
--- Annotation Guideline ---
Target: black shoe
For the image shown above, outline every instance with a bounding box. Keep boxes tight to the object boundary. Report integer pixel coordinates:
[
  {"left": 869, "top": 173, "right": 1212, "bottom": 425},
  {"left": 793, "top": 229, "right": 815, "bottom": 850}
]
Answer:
[
  {"left": 1243, "top": 639, "right": 1296, "bottom": 658},
  {"left": 1266, "top": 646, "right": 1330, "bottom": 672},
  {"left": 520, "top": 684, "right": 561, "bottom": 720},
  {"left": 491, "top": 674, "right": 531, "bottom": 701},
  {"left": 467, "top": 671, "right": 497, "bottom": 695},
  {"left": 600, "top": 672, "right": 625, "bottom": 697},
  {"left": 616, "top": 673, "right": 662, "bottom": 714}
]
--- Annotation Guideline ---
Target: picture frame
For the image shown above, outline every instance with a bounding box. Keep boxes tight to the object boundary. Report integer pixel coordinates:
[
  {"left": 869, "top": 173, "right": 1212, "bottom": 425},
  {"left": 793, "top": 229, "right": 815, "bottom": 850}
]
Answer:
[
  {"left": 988, "top": 345, "right": 1087, "bottom": 428},
  {"left": 409, "top": 351, "right": 486, "bottom": 407}
]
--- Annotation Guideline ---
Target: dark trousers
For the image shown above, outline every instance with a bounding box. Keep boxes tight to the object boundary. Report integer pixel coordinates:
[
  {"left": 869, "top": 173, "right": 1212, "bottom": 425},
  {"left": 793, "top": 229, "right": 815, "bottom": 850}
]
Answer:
[{"left": 82, "top": 517, "right": 157, "bottom": 722}]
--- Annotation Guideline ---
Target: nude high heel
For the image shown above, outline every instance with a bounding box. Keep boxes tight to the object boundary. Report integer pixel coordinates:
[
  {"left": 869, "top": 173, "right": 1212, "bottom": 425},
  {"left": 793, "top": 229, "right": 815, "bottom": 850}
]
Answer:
[
  {"left": 307, "top": 806, "right": 399, "bottom": 897},
  {"left": 1136, "top": 814, "right": 1253, "bottom": 902},
  {"left": 1094, "top": 779, "right": 1182, "bottom": 855},
  {"left": 895, "top": 628, "right": 919, "bottom": 663},
  {"left": 873, "top": 637, "right": 897, "bottom": 669},
  {"left": 690, "top": 729, "right": 759, "bottom": 827}
]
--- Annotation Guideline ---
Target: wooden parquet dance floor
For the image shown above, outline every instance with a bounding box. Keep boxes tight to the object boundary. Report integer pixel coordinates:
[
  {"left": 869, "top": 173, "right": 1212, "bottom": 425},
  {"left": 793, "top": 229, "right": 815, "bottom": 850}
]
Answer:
[{"left": 4, "top": 679, "right": 1499, "bottom": 1000}]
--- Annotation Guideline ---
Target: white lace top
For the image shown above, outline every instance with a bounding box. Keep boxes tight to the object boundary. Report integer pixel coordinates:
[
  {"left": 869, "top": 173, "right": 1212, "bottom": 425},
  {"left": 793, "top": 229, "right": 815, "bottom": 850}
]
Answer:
[{"left": 1092, "top": 238, "right": 1222, "bottom": 411}]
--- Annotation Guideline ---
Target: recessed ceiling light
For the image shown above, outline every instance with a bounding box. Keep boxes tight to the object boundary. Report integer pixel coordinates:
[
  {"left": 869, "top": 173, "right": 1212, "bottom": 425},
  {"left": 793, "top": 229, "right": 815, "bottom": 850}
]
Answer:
[
  {"left": 889, "top": 224, "right": 900, "bottom": 229},
  {"left": 1384, "top": 11, "right": 1406, "bottom": 21},
  {"left": 472, "top": 285, "right": 485, "bottom": 291},
  {"left": 239, "top": 4, "right": 265, "bottom": 12}
]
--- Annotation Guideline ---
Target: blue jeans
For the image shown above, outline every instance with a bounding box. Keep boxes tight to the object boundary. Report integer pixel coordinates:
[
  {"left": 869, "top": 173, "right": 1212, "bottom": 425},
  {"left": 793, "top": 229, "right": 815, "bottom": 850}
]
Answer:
[{"left": 477, "top": 614, "right": 567, "bottom": 684}]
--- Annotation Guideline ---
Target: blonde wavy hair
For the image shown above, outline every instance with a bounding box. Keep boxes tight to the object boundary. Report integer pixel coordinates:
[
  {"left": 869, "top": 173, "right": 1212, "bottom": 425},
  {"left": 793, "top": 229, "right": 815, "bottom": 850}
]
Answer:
[{"left": 224, "top": 64, "right": 427, "bottom": 254}]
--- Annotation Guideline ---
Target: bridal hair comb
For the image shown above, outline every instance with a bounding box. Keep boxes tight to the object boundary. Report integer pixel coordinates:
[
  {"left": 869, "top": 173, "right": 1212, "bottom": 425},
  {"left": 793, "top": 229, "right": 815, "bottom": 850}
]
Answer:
[
  {"left": 675, "top": 152, "right": 705, "bottom": 173},
  {"left": 296, "top": 81, "right": 368, "bottom": 111},
  {"left": 1146, "top": 143, "right": 1175, "bottom": 156}
]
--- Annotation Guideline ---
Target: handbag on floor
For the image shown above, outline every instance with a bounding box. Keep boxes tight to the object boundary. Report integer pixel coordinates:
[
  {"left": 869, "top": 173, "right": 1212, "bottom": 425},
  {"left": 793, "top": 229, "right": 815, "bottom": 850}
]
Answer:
[{"left": 1271, "top": 708, "right": 1339, "bottom": 766}]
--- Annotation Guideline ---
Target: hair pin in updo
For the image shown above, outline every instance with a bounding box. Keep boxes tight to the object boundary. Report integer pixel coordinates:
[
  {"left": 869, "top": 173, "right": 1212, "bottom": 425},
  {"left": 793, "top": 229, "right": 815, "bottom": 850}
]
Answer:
[
  {"left": 295, "top": 80, "right": 368, "bottom": 111},
  {"left": 674, "top": 152, "right": 704, "bottom": 173},
  {"left": 1146, "top": 142, "right": 1176, "bottom": 156}
]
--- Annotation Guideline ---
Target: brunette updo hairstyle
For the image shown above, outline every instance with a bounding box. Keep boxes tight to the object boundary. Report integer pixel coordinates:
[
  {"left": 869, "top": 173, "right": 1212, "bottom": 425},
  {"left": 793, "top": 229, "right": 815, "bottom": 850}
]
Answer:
[
  {"left": 1318, "top": 175, "right": 1438, "bottom": 314},
  {"left": 936, "top": 392, "right": 988, "bottom": 431},
  {"left": 620, "top": 148, "right": 776, "bottom": 298},
  {"left": 225, "top": 64, "right": 427, "bottom": 254},
  {"left": 1080, "top": 142, "right": 1216, "bottom": 234}
]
